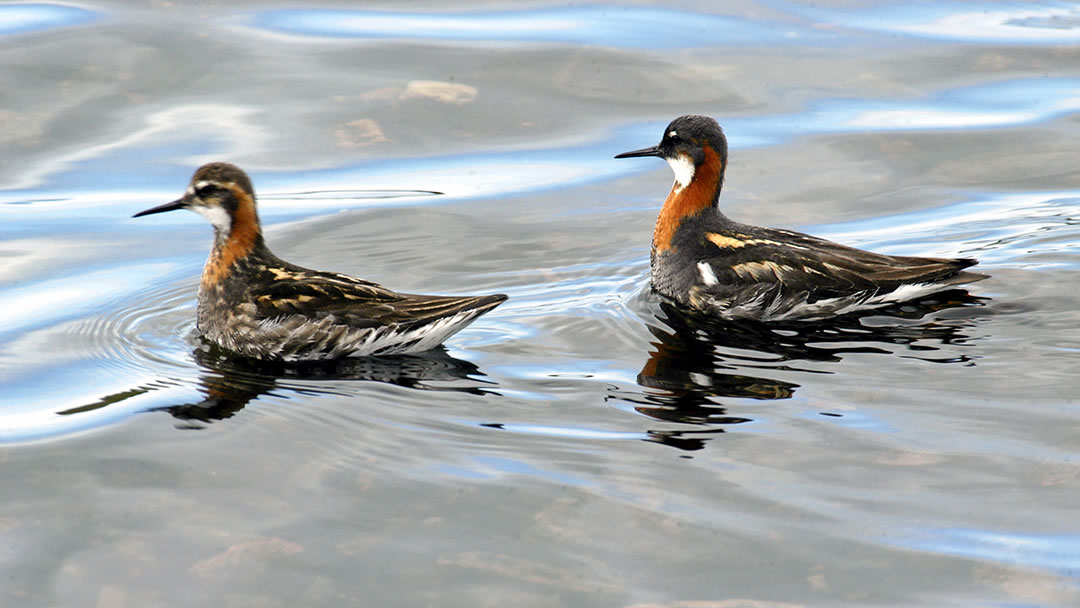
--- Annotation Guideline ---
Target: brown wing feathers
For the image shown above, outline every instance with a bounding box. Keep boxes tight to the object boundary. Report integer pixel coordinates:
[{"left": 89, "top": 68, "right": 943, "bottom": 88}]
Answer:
[
  {"left": 249, "top": 265, "right": 505, "bottom": 328},
  {"left": 704, "top": 227, "right": 978, "bottom": 293}
]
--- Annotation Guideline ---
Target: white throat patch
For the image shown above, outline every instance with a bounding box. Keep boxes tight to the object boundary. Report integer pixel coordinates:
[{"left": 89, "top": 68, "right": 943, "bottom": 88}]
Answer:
[
  {"left": 191, "top": 204, "right": 232, "bottom": 232},
  {"left": 666, "top": 154, "right": 696, "bottom": 193}
]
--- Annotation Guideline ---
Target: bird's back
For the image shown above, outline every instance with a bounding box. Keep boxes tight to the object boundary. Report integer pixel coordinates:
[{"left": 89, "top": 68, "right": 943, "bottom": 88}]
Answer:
[
  {"left": 198, "top": 248, "right": 506, "bottom": 360},
  {"left": 656, "top": 210, "right": 984, "bottom": 321}
]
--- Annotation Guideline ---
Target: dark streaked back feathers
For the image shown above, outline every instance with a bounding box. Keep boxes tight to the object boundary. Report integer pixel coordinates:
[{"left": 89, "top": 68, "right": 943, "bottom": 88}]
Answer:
[
  {"left": 686, "top": 217, "right": 985, "bottom": 315},
  {"left": 245, "top": 259, "right": 506, "bottom": 329}
]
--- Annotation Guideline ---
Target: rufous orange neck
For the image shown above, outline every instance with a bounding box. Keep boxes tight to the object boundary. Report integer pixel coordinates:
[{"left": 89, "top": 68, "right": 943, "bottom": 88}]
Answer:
[
  {"left": 652, "top": 145, "right": 724, "bottom": 254},
  {"left": 201, "top": 190, "right": 261, "bottom": 289}
]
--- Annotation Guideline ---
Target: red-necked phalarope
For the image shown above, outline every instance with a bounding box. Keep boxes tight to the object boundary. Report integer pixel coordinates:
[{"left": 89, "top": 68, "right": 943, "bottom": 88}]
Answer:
[
  {"left": 134, "top": 162, "right": 506, "bottom": 360},
  {"left": 615, "top": 115, "right": 985, "bottom": 321}
]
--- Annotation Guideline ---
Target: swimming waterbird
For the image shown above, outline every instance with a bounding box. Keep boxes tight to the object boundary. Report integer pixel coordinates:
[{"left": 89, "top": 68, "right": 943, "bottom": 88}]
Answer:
[
  {"left": 134, "top": 162, "right": 506, "bottom": 360},
  {"left": 615, "top": 115, "right": 983, "bottom": 320}
]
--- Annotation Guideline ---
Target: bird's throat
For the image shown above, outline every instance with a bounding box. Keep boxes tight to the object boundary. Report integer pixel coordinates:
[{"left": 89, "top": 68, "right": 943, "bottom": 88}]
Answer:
[
  {"left": 201, "top": 192, "right": 261, "bottom": 290},
  {"left": 652, "top": 146, "right": 724, "bottom": 254}
]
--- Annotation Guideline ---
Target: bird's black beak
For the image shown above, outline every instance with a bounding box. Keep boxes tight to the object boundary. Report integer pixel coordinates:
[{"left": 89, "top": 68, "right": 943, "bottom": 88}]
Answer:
[
  {"left": 133, "top": 197, "right": 187, "bottom": 218},
  {"left": 614, "top": 144, "right": 662, "bottom": 159}
]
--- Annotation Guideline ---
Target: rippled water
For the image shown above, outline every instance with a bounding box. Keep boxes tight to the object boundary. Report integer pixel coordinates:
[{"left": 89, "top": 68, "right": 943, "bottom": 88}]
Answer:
[{"left": 2, "top": 1, "right": 1079, "bottom": 606}]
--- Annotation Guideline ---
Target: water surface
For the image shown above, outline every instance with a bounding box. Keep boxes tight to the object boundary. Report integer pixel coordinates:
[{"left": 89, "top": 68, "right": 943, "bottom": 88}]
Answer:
[{"left": 2, "top": 1, "right": 1079, "bottom": 606}]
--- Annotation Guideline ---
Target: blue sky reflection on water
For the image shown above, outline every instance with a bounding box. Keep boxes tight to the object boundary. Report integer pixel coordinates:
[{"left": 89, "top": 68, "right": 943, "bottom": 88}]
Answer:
[
  {"left": 0, "top": 3, "right": 99, "bottom": 36},
  {"left": 900, "top": 528, "right": 1080, "bottom": 577},
  {"left": 0, "top": 263, "right": 176, "bottom": 340},
  {"left": 725, "top": 77, "right": 1080, "bottom": 146},
  {"left": 0, "top": 145, "right": 637, "bottom": 224},
  {"left": 438, "top": 454, "right": 598, "bottom": 485},
  {"left": 0, "top": 379, "right": 192, "bottom": 443},
  {"left": 5, "top": 74, "right": 1079, "bottom": 217},
  {"left": 794, "top": 2, "right": 1080, "bottom": 43},
  {"left": 248, "top": 6, "right": 822, "bottom": 48},
  {"left": 250, "top": 3, "right": 1080, "bottom": 47}
]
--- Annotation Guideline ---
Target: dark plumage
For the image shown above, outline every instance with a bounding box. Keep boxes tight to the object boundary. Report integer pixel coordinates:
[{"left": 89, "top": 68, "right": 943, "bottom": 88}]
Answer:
[
  {"left": 615, "top": 115, "right": 984, "bottom": 320},
  {"left": 134, "top": 162, "right": 506, "bottom": 360}
]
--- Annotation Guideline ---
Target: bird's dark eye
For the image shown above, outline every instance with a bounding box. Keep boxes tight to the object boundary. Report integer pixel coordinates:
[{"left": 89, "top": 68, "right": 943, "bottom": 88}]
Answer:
[{"left": 194, "top": 182, "right": 220, "bottom": 198}]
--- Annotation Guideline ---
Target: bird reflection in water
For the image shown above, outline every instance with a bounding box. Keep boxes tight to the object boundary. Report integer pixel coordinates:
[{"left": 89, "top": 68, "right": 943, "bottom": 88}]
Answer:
[
  {"left": 161, "top": 345, "right": 496, "bottom": 428},
  {"left": 617, "top": 289, "right": 989, "bottom": 451}
]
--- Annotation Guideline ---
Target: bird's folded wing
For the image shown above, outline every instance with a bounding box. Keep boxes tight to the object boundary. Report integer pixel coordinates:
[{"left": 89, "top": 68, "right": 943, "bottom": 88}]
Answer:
[{"left": 699, "top": 227, "right": 976, "bottom": 300}]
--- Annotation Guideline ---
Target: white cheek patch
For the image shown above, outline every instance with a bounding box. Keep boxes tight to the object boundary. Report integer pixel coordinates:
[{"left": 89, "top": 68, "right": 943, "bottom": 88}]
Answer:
[
  {"left": 191, "top": 204, "right": 232, "bottom": 232},
  {"left": 665, "top": 154, "right": 696, "bottom": 193}
]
